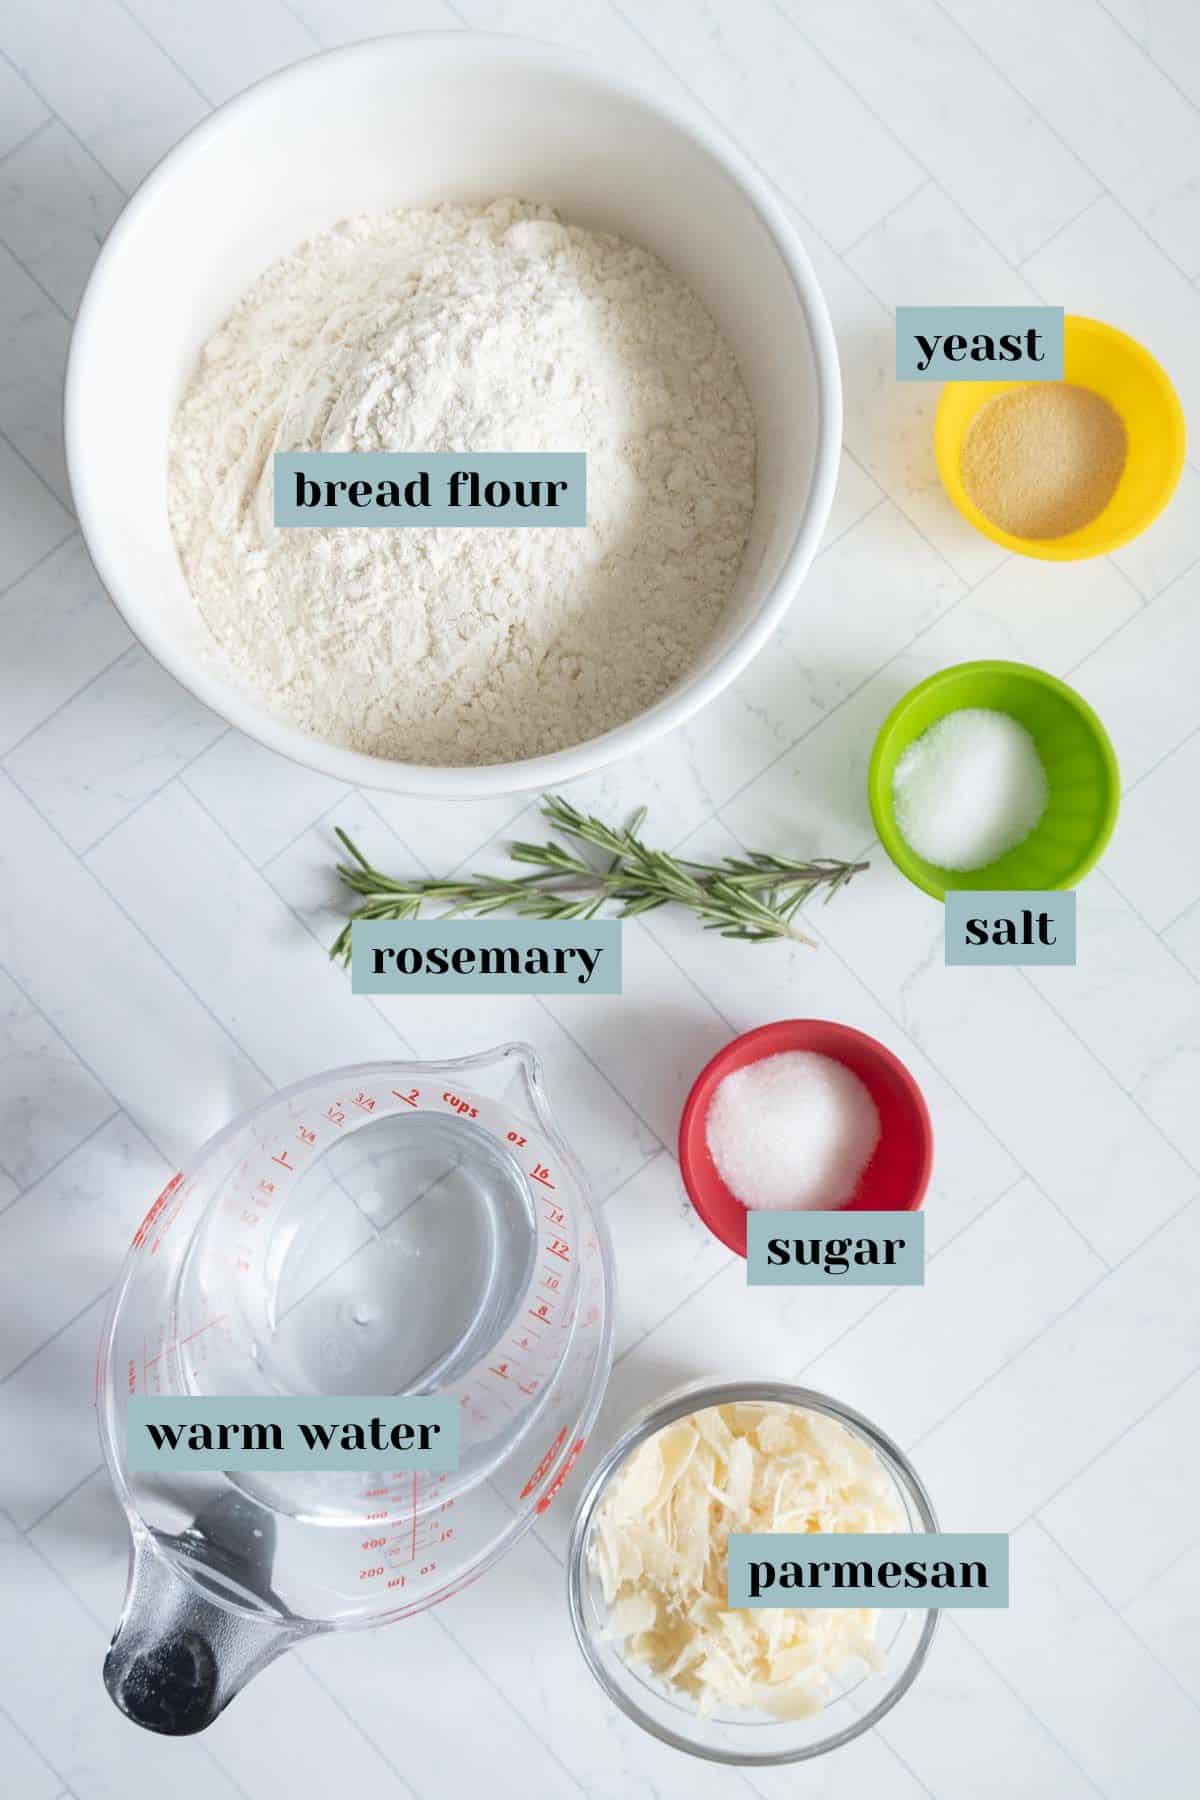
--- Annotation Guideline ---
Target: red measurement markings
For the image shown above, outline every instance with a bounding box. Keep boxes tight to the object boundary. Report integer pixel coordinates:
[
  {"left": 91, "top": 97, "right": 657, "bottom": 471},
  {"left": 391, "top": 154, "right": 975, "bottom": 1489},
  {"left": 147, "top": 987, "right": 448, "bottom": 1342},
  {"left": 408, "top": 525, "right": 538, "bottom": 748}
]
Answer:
[
  {"left": 271, "top": 1149, "right": 295, "bottom": 1171},
  {"left": 326, "top": 1103, "right": 346, "bottom": 1126},
  {"left": 546, "top": 1237, "right": 570, "bottom": 1262},
  {"left": 540, "top": 1269, "right": 561, "bottom": 1292},
  {"left": 536, "top": 1438, "right": 587, "bottom": 1515},
  {"left": 144, "top": 1314, "right": 227, "bottom": 1370},
  {"left": 475, "top": 1362, "right": 518, "bottom": 1407},
  {"left": 296, "top": 1125, "right": 316, "bottom": 1146},
  {"left": 149, "top": 1193, "right": 186, "bottom": 1257},
  {"left": 506, "top": 1130, "right": 527, "bottom": 1147},
  {"left": 529, "top": 1164, "right": 555, "bottom": 1189},
  {"left": 529, "top": 1300, "right": 553, "bottom": 1324},
  {"left": 352, "top": 1091, "right": 376, "bottom": 1112},
  {"left": 132, "top": 1174, "right": 183, "bottom": 1250},
  {"left": 392, "top": 1088, "right": 420, "bottom": 1107},
  {"left": 520, "top": 1427, "right": 568, "bottom": 1500},
  {"left": 442, "top": 1091, "right": 478, "bottom": 1118},
  {"left": 544, "top": 1202, "right": 565, "bottom": 1227}
]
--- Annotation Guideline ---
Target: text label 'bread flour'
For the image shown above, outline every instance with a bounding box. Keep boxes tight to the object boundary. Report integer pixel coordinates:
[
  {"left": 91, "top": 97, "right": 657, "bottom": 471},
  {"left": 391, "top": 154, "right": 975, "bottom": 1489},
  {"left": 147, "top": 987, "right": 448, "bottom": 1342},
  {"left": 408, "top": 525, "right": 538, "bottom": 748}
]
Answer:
[{"left": 274, "top": 451, "right": 586, "bottom": 525}]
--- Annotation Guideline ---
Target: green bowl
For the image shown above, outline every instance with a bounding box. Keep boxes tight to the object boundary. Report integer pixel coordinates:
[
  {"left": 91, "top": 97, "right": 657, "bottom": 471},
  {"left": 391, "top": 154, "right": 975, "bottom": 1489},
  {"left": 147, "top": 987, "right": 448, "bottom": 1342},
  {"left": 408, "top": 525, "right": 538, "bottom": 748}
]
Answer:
[{"left": 868, "top": 661, "right": 1120, "bottom": 901}]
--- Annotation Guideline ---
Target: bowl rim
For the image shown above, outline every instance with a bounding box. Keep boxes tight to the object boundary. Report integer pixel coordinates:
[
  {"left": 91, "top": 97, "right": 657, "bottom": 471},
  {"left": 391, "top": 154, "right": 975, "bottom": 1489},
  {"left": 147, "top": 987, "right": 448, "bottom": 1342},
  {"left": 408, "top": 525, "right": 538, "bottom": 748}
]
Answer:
[
  {"left": 565, "top": 1378, "right": 941, "bottom": 1765},
  {"left": 678, "top": 1020, "right": 934, "bottom": 1256},
  {"left": 867, "top": 658, "right": 1122, "bottom": 901},
  {"left": 64, "top": 29, "right": 842, "bottom": 800},
  {"left": 933, "top": 313, "right": 1187, "bottom": 563}
]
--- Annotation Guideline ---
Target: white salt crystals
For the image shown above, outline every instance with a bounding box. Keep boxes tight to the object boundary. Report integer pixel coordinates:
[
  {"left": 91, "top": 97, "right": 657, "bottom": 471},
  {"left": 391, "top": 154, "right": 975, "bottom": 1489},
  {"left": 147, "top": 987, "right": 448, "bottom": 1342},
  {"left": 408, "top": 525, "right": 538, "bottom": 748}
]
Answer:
[
  {"left": 706, "top": 1051, "right": 881, "bottom": 1212},
  {"left": 892, "top": 707, "right": 1048, "bottom": 872}
]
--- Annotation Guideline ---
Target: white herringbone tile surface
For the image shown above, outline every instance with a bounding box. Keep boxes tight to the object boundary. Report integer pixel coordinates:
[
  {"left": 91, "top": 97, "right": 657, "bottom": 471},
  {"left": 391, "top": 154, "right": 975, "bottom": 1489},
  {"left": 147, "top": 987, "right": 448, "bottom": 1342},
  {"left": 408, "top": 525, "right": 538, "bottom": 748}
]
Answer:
[{"left": 1, "top": 3, "right": 1199, "bottom": 1795}]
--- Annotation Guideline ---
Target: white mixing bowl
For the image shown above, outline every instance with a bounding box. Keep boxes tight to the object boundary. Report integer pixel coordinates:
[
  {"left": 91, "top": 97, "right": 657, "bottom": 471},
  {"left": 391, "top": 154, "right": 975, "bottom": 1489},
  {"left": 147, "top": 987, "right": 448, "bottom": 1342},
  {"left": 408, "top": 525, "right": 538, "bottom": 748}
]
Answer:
[{"left": 66, "top": 33, "right": 840, "bottom": 799}]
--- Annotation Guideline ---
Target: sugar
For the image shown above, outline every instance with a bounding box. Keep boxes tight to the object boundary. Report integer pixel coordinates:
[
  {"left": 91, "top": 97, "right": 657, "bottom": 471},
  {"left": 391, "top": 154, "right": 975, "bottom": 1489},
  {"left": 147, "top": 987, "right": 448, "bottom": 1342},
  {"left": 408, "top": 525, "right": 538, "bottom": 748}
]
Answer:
[
  {"left": 892, "top": 706, "right": 1048, "bottom": 873},
  {"left": 705, "top": 1051, "right": 881, "bottom": 1212}
]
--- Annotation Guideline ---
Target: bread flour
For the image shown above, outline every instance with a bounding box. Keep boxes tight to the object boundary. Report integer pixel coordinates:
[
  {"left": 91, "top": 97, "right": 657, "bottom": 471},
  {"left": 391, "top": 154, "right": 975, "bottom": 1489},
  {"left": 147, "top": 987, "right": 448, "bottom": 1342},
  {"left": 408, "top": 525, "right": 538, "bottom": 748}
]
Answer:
[{"left": 168, "top": 198, "right": 756, "bottom": 766}]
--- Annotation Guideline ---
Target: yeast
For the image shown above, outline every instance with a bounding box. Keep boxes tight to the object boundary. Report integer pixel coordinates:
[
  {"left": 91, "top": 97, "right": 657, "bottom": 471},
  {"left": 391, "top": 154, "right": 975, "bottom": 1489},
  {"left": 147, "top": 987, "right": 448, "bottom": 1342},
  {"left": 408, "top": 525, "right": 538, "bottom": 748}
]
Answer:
[{"left": 912, "top": 328, "right": 1045, "bottom": 372}]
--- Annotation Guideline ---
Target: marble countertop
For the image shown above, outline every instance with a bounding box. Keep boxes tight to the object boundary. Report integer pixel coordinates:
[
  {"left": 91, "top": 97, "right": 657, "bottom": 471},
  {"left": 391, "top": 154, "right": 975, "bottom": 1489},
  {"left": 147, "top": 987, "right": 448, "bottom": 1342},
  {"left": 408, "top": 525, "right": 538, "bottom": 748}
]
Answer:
[{"left": 2, "top": 2, "right": 1200, "bottom": 1795}]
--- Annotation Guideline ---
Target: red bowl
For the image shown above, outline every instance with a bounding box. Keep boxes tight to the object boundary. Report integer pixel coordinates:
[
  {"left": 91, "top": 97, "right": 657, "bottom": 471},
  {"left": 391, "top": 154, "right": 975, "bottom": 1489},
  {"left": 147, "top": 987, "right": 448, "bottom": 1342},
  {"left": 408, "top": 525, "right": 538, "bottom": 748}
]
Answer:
[{"left": 678, "top": 1019, "right": 933, "bottom": 1257}]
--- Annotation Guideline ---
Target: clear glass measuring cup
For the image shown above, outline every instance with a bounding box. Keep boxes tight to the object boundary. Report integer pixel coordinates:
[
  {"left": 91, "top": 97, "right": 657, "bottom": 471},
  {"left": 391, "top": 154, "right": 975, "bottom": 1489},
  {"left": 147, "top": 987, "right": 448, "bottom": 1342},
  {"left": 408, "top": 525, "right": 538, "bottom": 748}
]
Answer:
[{"left": 96, "top": 1045, "right": 614, "bottom": 1733}]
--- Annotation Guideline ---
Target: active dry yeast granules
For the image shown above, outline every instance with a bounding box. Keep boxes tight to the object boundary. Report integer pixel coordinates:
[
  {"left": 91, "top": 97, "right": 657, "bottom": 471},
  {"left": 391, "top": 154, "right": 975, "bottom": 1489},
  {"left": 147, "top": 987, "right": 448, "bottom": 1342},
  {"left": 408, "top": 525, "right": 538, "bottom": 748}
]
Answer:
[
  {"left": 960, "top": 382, "right": 1126, "bottom": 540},
  {"left": 168, "top": 199, "right": 756, "bottom": 767}
]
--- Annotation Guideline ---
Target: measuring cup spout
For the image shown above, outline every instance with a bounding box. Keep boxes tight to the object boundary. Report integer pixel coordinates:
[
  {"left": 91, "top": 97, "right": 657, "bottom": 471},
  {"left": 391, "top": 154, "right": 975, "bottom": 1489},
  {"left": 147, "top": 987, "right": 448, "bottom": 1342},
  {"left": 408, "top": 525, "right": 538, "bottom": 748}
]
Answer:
[{"left": 104, "top": 1519, "right": 310, "bottom": 1735}]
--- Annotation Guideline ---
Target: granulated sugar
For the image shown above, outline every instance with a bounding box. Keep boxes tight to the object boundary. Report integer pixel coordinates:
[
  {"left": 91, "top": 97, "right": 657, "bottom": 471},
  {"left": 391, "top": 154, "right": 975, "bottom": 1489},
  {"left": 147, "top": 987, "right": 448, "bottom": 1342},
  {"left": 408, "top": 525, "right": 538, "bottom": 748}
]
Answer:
[
  {"left": 168, "top": 199, "right": 756, "bottom": 767},
  {"left": 960, "top": 383, "right": 1126, "bottom": 540},
  {"left": 892, "top": 707, "right": 1048, "bottom": 872},
  {"left": 706, "top": 1051, "right": 881, "bottom": 1212}
]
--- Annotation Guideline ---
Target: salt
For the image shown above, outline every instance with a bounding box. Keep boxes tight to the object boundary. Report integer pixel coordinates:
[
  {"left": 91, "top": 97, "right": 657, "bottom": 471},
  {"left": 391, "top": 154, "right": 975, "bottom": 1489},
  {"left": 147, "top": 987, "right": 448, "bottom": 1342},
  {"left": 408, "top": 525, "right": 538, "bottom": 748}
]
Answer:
[
  {"left": 892, "top": 707, "right": 1048, "bottom": 873},
  {"left": 705, "top": 1051, "right": 881, "bottom": 1212}
]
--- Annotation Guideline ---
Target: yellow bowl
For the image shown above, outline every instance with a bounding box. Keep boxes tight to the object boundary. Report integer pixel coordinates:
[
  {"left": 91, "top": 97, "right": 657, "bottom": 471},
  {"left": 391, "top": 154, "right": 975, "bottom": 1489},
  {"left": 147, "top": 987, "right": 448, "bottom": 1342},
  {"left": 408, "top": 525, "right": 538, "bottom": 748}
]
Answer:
[{"left": 935, "top": 314, "right": 1185, "bottom": 561}]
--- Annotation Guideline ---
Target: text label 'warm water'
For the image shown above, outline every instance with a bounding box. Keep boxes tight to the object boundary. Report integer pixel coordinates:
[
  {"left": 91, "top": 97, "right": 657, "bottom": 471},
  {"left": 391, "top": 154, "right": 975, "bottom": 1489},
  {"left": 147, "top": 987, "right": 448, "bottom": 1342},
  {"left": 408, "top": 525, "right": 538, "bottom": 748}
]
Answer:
[{"left": 128, "top": 1397, "right": 459, "bottom": 1471}]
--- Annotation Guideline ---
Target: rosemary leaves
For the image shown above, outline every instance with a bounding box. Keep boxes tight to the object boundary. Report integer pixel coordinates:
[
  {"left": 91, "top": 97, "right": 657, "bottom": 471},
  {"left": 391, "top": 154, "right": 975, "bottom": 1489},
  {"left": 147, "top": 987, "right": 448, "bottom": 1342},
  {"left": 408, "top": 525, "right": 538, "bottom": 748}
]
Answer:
[{"left": 329, "top": 797, "right": 867, "bottom": 964}]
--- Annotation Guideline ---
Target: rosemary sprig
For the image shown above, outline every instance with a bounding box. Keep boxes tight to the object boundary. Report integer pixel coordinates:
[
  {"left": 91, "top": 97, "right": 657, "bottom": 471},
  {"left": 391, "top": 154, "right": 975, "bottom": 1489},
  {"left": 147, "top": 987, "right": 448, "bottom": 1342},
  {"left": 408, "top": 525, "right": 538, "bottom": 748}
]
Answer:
[{"left": 329, "top": 795, "right": 867, "bottom": 964}]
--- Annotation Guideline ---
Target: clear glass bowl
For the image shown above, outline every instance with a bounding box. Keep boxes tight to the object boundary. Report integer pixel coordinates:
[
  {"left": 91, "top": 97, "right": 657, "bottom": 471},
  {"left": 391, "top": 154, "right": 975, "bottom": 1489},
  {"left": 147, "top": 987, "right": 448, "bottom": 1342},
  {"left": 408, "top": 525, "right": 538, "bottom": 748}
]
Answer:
[{"left": 566, "top": 1380, "right": 939, "bottom": 1765}]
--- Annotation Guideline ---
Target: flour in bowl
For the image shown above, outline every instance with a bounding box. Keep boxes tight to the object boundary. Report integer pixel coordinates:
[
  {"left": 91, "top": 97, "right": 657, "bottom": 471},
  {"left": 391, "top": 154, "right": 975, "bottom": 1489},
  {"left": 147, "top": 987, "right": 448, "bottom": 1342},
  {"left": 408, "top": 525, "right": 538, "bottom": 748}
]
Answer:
[{"left": 168, "top": 199, "right": 756, "bottom": 766}]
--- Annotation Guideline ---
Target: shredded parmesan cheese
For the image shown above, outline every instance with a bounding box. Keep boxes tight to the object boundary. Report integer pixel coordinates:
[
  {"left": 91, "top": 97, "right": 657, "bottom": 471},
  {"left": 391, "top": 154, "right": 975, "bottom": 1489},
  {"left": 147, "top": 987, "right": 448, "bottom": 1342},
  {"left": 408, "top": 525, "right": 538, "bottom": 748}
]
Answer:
[{"left": 589, "top": 1402, "right": 904, "bottom": 1719}]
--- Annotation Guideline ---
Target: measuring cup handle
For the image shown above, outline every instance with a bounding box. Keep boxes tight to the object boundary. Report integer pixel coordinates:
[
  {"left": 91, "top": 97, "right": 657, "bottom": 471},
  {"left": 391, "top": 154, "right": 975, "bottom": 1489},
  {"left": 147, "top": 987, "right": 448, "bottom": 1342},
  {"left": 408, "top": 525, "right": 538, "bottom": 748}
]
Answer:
[{"left": 104, "top": 1532, "right": 308, "bottom": 1734}]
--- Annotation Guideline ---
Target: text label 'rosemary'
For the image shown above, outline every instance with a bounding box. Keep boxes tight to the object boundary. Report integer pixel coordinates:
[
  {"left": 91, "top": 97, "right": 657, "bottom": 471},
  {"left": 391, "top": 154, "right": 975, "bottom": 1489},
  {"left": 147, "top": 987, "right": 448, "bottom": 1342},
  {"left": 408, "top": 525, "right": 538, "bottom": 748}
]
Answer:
[{"left": 351, "top": 920, "right": 621, "bottom": 994}]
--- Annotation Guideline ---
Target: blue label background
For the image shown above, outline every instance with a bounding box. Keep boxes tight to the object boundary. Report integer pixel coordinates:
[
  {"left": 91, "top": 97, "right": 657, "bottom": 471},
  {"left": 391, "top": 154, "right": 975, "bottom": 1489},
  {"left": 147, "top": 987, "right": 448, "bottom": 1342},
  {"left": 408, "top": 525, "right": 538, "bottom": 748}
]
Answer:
[
  {"left": 945, "top": 891, "right": 1076, "bottom": 966},
  {"left": 747, "top": 1211, "right": 925, "bottom": 1286},
  {"left": 896, "top": 306, "right": 1064, "bottom": 380},
  {"left": 274, "top": 451, "right": 586, "bottom": 525},
  {"left": 728, "top": 1533, "right": 1010, "bottom": 1608},
  {"left": 352, "top": 919, "right": 621, "bottom": 994}
]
